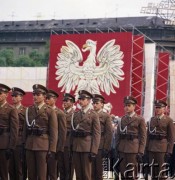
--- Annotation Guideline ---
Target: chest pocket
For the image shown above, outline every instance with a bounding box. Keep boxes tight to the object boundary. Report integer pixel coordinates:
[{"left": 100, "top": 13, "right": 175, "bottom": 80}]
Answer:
[
  {"left": 35, "top": 112, "right": 49, "bottom": 127},
  {"left": 130, "top": 121, "right": 138, "bottom": 127},
  {"left": 79, "top": 116, "right": 92, "bottom": 131}
]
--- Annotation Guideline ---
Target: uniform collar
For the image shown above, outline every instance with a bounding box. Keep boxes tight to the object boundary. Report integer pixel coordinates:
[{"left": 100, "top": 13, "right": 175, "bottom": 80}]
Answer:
[
  {"left": 157, "top": 114, "right": 164, "bottom": 120},
  {"left": 52, "top": 105, "right": 56, "bottom": 110},
  {"left": 14, "top": 103, "right": 21, "bottom": 109},
  {"left": 65, "top": 107, "right": 73, "bottom": 113},
  {"left": 37, "top": 102, "right": 45, "bottom": 110},
  {"left": 0, "top": 101, "right": 7, "bottom": 108},
  {"left": 82, "top": 104, "right": 91, "bottom": 114},
  {"left": 97, "top": 109, "right": 103, "bottom": 113},
  {"left": 126, "top": 111, "right": 135, "bottom": 118}
]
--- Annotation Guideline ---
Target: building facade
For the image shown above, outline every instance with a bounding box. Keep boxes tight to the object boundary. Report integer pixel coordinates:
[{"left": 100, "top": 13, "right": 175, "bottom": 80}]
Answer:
[{"left": 0, "top": 16, "right": 174, "bottom": 60}]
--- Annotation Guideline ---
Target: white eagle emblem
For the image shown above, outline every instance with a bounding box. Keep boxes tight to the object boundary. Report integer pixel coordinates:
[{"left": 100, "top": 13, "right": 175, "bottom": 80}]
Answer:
[{"left": 55, "top": 39, "right": 124, "bottom": 99}]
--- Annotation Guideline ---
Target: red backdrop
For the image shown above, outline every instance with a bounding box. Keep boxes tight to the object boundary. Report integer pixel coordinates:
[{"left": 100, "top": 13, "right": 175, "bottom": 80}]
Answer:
[{"left": 47, "top": 32, "right": 133, "bottom": 116}]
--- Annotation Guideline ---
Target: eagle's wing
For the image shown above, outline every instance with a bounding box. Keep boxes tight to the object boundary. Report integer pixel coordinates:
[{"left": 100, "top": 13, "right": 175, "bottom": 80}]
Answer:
[
  {"left": 55, "top": 40, "right": 84, "bottom": 93},
  {"left": 94, "top": 39, "right": 124, "bottom": 95}
]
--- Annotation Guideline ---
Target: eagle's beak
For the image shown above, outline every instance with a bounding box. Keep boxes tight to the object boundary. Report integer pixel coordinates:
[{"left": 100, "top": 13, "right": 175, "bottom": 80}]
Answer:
[{"left": 82, "top": 44, "right": 88, "bottom": 49}]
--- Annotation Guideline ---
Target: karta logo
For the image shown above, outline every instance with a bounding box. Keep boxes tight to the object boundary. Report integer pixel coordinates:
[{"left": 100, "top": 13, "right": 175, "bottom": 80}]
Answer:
[
  {"left": 48, "top": 33, "right": 133, "bottom": 116},
  {"left": 55, "top": 39, "right": 124, "bottom": 99}
]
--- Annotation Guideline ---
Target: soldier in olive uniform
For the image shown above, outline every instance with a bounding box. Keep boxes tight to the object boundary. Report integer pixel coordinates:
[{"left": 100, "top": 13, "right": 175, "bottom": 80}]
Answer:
[
  {"left": 23, "top": 84, "right": 58, "bottom": 180},
  {"left": 45, "top": 89, "right": 67, "bottom": 180},
  {"left": 91, "top": 94, "right": 113, "bottom": 180},
  {"left": 60, "top": 93, "right": 75, "bottom": 180},
  {"left": 146, "top": 100, "right": 175, "bottom": 179},
  {"left": 71, "top": 90, "right": 101, "bottom": 180},
  {"left": 116, "top": 96, "right": 146, "bottom": 180},
  {"left": 0, "top": 83, "right": 19, "bottom": 180},
  {"left": 9, "top": 87, "right": 26, "bottom": 180}
]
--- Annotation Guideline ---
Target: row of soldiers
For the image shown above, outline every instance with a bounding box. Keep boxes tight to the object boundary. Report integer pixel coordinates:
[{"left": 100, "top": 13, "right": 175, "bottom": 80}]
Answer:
[
  {"left": 0, "top": 83, "right": 175, "bottom": 180},
  {"left": 0, "top": 83, "right": 112, "bottom": 180}
]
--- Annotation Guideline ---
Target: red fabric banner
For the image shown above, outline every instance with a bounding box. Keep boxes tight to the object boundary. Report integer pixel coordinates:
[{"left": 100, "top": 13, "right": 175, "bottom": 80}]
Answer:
[
  {"left": 155, "top": 52, "right": 170, "bottom": 102},
  {"left": 47, "top": 32, "right": 133, "bottom": 116},
  {"left": 131, "top": 35, "right": 145, "bottom": 115}
]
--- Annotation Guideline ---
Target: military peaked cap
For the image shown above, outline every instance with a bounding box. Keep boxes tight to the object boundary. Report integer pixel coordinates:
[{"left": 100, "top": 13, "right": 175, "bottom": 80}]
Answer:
[
  {"left": 154, "top": 100, "right": 167, "bottom": 107},
  {"left": 63, "top": 93, "right": 75, "bottom": 103},
  {"left": 0, "top": 83, "right": 11, "bottom": 92},
  {"left": 47, "top": 89, "right": 59, "bottom": 98},
  {"left": 78, "top": 90, "right": 93, "bottom": 99},
  {"left": 11, "top": 87, "right": 25, "bottom": 96},
  {"left": 124, "top": 96, "right": 137, "bottom": 104},
  {"left": 32, "top": 84, "right": 48, "bottom": 94},
  {"left": 92, "top": 94, "right": 105, "bottom": 103}
]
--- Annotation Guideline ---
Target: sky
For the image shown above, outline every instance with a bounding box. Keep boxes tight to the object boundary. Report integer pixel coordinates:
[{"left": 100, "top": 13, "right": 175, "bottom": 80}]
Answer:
[{"left": 0, "top": 0, "right": 162, "bottom": 21}]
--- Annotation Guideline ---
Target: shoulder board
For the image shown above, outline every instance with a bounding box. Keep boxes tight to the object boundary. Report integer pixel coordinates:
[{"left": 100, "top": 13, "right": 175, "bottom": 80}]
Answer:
[
  {"left": 56, "top": 107, "right": 64, "bottom": 113},
  {"left": 90, "top": 109, "right": 98, "bottom": 115},
  {"left": 5, "top": 103, "right": 14, "bottom": 109}
]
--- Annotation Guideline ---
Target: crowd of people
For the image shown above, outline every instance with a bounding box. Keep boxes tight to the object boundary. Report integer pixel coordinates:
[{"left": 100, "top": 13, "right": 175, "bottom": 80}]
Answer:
[{"left": 0, "top": 83, "right": 175, "bottom": 180}]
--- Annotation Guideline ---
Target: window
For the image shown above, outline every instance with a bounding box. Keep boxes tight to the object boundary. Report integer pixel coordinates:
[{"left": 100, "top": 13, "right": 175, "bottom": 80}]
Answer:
[{"left": 19, "top": 47, "right": 26, "bottom": 55}]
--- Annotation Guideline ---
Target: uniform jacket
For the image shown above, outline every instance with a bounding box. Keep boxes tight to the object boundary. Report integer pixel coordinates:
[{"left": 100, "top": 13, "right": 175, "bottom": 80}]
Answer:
[
  {"left": 16, "top": 105, "right": 26, "bottom": 146},
  {"left": 98, "top": 111, "right": 113, "bottom": 150},
  {"left": 146, "top": 115, "right": 175, "bottom": 153},
  {"left": 0, "top": 102, "right": 18, "bottom": 149},
  {"left": 24, "top": 104, "right": 58, "bottom": 152},
  {"left": 116, "top": 113, "right": 146, "bottom": 154},
  {"left": 64, "top": 108, "right": 74, "bottom": 148},
  {"left": 55, "top": 107, "right": 67, "bottom": 152},
  {"left": 72, "top": 109, "right": 101, "bottom": 154}
]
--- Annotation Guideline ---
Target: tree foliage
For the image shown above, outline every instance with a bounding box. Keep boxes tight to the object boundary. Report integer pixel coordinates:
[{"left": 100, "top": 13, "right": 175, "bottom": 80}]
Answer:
[
  {"left": 0, "top": 49, "right": 14, "bottom": 66},
  {"left": 0, "top": 41, "right": 50, "bottom": 67}
]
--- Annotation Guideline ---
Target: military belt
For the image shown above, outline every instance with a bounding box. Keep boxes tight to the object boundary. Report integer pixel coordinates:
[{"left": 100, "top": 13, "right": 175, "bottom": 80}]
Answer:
[
  {"left": 27, "top": 128, "right": 49, "bottom": 136},
  {"left": 71, "top": 130, "right": 92, "bottom": 137},
  {"left": 149, "top": 134, "right": 167, "bottom": 140},
  {"left": 0, "top": 127, "right": 10, "bottom": 135},
  {"left": 120, "top": 134, "right": 138, "bottom": 140}
]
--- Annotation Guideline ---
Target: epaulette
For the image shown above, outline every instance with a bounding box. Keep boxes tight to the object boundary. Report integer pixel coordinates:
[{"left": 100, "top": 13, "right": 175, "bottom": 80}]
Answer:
[
  {"left": 20, "top": 106, "right": 26, "bottom": 112},
  {"left": 89, "top": 109, "right": 98, "bottom": 115},
  {"left": 56, "top": 107, "right": 64, "bottom": 113},
  {"left": 5, "top": 103, "right": 14, "bottom": 109}
]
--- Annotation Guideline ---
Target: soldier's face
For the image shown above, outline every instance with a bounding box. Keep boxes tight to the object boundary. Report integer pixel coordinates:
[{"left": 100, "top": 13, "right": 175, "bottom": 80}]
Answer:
[
  {"left": 124, "top": 103, "right": 135, "bottom": 114},
  {"left": 62, "top": 99, "right": 73, "bottom": 110},
  {"left": 78, "top": 98, "right": 91, "bottom": 108},
  {"left": 93, "top": 101, "right": 103, "bottom": 111},
  {"left": 0, "top": 91, "right": 8, "bottom": 103},
  {"left": 45, "top": 96, "right": 56, "bottom": 106},
  {"left": 11, "top": 94, "right": 22, "bottom": 105},
  {"left": 155, "top": 106, "right": 165, "bottom": 115},
  {"left": 33, "top": 93, "right": 45, "bottom": 105}
]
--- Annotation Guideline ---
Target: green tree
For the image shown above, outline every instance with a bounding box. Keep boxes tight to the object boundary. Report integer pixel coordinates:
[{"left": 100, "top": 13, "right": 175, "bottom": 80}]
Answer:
[
  {"left": 0, "top": 57, "right": 6, "bottom": 66},
  {"left": 43, "top": 40, "right": 50, "bottom": 66},
  {"left": 0, "top": 49, "right": 14, "bottom": 66},
  {"left": 14, "top": 55, "right": 36, "bottom": 67}
]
